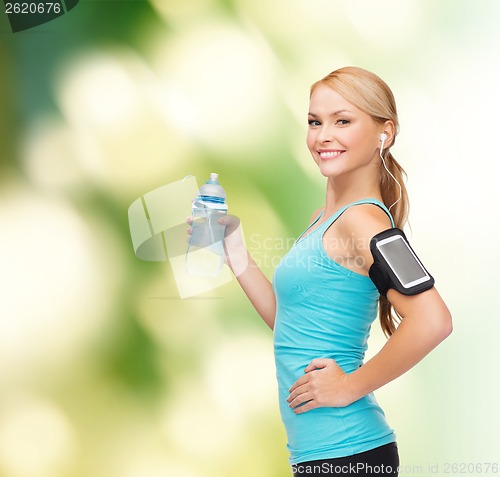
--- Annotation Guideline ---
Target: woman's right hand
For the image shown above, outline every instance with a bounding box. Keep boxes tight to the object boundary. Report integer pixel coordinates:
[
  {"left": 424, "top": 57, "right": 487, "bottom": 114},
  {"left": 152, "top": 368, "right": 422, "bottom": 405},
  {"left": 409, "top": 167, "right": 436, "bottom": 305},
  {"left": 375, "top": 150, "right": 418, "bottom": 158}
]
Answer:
[{"left": 218, "top": 214, "right": 249, "bottom": 277}]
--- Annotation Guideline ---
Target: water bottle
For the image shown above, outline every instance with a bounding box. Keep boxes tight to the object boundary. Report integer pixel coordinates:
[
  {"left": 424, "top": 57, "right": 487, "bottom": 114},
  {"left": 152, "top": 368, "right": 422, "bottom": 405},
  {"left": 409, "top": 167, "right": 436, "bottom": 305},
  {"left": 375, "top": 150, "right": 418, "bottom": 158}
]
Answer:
[{"left": 185, "top": 173, "right": 228, "bottom": 276}]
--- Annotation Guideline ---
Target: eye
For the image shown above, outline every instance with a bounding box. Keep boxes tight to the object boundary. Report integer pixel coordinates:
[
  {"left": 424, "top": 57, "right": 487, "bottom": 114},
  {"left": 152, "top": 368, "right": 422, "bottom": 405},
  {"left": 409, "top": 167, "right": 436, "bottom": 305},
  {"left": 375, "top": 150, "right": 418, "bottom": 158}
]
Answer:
[
  {"left": 336, "top": 119, "right": 350, "bottom": 125},
  {"left": 308, "top": 119, "right": 321, "bottom": 127}
]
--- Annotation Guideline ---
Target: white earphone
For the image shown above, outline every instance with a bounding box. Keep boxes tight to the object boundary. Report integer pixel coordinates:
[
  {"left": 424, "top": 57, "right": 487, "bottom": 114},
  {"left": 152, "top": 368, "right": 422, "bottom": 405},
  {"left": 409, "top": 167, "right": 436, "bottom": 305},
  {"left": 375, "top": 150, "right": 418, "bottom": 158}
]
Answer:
[
  {"left": 380, "top": 132, "right": 387, "bottom": 148},
  {"left": 379, "top": 132, "right": 401, "bottom": 211}
]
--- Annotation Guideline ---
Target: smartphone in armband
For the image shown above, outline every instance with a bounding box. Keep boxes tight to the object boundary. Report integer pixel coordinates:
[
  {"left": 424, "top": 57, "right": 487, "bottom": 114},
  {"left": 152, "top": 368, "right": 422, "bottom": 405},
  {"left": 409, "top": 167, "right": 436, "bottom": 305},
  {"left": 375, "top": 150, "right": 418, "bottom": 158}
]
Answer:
[{"left": 369, "top": 228, "right": 435, "bottom": 297}]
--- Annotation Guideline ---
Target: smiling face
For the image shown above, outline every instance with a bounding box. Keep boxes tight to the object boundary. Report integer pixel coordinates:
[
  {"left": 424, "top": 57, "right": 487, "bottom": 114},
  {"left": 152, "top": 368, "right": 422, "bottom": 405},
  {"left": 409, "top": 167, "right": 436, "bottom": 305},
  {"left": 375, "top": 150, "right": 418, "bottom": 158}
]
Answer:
[{"left": 307, "top": 84, "right": 383, "bottom": 179}]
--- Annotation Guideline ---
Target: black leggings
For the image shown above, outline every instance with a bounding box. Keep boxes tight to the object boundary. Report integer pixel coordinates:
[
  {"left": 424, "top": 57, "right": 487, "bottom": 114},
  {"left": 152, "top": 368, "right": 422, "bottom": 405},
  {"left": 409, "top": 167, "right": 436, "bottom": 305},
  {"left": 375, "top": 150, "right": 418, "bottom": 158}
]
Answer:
[{"left": 292, "top": 442, "right": 399, "bottom": 476}]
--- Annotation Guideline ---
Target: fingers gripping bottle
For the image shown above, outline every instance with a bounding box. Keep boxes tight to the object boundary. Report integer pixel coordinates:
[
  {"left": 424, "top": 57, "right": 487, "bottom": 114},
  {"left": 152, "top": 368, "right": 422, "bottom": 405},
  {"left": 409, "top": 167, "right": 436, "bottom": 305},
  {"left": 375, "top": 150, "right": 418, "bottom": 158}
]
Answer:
[{"left": 186, "top": 173, "right": 228, "bottom": 276}]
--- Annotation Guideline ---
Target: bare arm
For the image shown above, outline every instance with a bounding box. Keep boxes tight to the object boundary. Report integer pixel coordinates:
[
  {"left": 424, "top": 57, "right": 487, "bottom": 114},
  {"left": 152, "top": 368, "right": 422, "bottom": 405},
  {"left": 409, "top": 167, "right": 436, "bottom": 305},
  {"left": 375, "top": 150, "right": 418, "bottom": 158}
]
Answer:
[
  {"left": 219, "top": 208, "right": 323, "bottom": 331},
  {"left": 288, "top": 287, "right": 452, "bottom": 411},
  {"left": 188, "top": 214, "right": 276, "bottom": 329},
  {"left": 346, "top": 286, "right": 452, "bottom": 402},
  {"left": 233, "top": 251, "right": 276, "bottom": 330}
]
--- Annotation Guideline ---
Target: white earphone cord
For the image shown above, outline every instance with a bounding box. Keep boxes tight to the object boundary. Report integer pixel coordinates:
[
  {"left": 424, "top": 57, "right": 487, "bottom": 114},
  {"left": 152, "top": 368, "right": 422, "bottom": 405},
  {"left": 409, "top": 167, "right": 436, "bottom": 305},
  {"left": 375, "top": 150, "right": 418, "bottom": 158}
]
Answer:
[{"left": 379, "top": 139, "right": 402, "bottom": 212}]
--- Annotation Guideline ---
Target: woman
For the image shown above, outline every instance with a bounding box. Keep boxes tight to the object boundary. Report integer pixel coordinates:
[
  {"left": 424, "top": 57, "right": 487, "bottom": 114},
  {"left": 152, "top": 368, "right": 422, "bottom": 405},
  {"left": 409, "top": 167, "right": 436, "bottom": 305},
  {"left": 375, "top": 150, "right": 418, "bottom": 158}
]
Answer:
[{"left": 189, "top": 66, "right": 452, "bottom": 476}]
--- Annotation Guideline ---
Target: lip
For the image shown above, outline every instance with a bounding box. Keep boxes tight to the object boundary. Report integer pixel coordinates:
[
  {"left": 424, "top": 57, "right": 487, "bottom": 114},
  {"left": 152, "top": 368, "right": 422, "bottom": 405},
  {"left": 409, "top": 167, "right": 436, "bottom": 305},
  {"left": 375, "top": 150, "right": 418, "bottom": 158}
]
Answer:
[{"left": 317, "top": 149, "right": 346, "bottom": 160}]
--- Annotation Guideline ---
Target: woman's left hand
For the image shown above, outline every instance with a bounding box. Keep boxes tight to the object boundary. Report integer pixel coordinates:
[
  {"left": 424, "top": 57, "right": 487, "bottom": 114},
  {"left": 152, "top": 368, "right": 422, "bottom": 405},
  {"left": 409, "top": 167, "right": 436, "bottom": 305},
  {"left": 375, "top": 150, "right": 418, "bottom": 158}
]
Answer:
[{"left": 287, "top": 358, "right": 355, "bottom": 414}]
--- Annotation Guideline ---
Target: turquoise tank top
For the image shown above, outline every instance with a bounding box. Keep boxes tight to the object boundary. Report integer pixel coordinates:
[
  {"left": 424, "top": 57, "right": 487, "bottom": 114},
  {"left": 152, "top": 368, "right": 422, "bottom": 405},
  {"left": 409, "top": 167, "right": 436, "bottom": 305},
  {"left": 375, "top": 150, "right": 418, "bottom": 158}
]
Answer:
[{"left": 273, "top": 199, "right": 397, "bottom": 465}]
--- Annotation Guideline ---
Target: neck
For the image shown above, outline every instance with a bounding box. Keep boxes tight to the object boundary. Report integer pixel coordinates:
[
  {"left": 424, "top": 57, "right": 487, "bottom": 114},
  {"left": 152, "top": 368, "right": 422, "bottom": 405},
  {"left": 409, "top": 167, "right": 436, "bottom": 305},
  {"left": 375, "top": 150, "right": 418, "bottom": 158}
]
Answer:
[{"left": 324, "top": 171, "right": 382, "bottom": 215}]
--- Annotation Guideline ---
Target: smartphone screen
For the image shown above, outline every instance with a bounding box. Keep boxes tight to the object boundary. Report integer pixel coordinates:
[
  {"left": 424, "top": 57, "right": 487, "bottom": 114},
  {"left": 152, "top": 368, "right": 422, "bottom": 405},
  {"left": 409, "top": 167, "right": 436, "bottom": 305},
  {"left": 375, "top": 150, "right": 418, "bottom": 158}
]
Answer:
[{"left": 377, "top": 235, "right": 430, "bottom": 288}]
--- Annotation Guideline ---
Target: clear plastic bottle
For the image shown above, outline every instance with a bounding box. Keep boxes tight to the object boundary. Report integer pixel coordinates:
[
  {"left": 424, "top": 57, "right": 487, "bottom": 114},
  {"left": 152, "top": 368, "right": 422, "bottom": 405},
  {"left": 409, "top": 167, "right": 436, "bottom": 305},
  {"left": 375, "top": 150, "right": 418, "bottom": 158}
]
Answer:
[{"left": 185, "top": 173, "right": 228, "bottom": 276}]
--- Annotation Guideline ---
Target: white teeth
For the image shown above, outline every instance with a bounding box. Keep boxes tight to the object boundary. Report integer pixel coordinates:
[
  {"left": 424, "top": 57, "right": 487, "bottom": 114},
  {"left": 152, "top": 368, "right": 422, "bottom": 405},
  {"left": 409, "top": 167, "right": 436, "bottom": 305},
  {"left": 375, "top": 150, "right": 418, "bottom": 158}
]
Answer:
[{"left": 319, "top": 151, "right": 343, "bottom": 158}]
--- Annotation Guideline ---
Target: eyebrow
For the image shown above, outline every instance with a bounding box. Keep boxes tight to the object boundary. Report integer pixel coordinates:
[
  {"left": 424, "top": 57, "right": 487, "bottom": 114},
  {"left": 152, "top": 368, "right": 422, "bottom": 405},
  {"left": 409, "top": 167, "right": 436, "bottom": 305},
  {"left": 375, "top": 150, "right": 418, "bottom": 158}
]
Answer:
[{"left": 308, "top": 109, "right": 352, "bottom": 117}]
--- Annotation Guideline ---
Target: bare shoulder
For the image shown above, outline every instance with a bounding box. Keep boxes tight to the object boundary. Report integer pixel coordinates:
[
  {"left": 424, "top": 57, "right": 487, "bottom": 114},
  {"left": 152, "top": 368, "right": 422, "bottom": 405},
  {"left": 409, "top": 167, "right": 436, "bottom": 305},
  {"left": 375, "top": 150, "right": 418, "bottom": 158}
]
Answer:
[
  {"left": 336, "top": 203, "right": 393, "bottom": 271},
  {"left": 339, "top": 203, "right": 393, "bottom": 237},
  {"left": 309, "top": 206, "right": 324, "bottom": 223}
]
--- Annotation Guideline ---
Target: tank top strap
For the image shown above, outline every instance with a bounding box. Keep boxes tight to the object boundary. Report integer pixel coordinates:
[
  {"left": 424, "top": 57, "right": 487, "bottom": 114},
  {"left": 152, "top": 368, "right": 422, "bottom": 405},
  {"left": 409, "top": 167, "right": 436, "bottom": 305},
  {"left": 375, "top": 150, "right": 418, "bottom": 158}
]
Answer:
[{"left": 320, "top": 198, "right": 395, "bottom": 230}]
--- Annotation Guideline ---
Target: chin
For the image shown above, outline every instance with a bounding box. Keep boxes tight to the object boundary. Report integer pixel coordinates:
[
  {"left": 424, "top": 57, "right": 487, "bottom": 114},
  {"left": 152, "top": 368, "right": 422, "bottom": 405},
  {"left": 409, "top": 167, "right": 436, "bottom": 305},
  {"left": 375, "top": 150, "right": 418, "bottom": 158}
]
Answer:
[{"left": 317, "top": 164, "right": 345, "bottom": 178}]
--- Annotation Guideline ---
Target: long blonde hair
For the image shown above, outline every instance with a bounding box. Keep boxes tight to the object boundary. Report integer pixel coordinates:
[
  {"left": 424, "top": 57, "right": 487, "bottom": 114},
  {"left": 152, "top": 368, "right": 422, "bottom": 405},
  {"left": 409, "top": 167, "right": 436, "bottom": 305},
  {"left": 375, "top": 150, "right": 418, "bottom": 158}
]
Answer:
[{"left": 311, "top": 66, "right": 409, "bottom": 337}]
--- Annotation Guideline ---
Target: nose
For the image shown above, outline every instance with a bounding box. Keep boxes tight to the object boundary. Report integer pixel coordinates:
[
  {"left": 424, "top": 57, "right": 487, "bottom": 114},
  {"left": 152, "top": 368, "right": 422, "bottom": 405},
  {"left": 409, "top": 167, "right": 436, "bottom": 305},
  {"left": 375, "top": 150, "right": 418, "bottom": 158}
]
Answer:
[{"left": 317, "top": 124, "right": 335, "bottom": 144}]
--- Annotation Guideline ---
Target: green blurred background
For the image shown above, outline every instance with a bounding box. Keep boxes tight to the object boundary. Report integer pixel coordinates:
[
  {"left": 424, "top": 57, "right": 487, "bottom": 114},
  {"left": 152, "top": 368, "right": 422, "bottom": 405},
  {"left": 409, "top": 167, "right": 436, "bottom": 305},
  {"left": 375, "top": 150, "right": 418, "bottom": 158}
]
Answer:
[{"left": 1, "top": 1, "right": 499, "bottom": 476}]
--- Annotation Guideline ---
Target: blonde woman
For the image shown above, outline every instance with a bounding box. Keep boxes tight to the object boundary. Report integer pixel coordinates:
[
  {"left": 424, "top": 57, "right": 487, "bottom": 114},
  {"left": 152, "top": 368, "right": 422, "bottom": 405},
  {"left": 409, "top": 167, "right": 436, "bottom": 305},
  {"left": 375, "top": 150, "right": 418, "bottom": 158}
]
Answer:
[{"left": 189, "top": 66, "right": 452, "bottom": 476}]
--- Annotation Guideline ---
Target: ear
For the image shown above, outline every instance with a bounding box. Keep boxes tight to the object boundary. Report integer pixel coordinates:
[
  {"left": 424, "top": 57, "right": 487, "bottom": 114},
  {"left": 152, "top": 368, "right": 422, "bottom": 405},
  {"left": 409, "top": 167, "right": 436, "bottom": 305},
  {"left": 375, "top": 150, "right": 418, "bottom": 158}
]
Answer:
[{"left": 380, "top": 120, "right": 396, "bottom": 148}]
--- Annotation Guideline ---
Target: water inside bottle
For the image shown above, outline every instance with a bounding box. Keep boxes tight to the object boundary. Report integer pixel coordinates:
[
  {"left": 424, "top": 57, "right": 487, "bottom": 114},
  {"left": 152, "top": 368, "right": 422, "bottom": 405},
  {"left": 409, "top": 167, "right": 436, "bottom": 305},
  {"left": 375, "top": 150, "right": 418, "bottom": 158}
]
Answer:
[{"left": 186, "top": 208, "right": 226, "bottom": 276}]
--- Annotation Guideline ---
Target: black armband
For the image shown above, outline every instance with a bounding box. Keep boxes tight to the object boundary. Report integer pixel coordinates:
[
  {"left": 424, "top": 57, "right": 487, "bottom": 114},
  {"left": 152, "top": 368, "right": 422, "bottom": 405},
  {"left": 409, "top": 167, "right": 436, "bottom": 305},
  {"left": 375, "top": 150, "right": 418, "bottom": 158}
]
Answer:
[{"left": 369, "top": 228, "right": 434, "bottom": 297}]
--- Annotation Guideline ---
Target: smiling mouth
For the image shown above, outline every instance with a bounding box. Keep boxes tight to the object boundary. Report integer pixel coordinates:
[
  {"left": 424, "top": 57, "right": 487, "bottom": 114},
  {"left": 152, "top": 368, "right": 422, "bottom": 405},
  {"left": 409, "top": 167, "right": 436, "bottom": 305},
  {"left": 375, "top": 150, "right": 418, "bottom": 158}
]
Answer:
[{"left": 319, "top": 150, "right": 345, "bottom": 160}]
